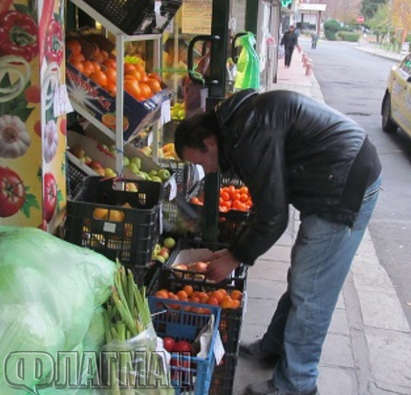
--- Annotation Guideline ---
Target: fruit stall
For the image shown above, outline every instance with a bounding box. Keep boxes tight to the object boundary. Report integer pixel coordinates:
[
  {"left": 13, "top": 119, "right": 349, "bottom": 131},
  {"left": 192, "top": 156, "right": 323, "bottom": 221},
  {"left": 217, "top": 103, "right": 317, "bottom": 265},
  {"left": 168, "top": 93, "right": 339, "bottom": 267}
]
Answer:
[{"left": 0, "top": 0, "right": 253, "bottom": 394}]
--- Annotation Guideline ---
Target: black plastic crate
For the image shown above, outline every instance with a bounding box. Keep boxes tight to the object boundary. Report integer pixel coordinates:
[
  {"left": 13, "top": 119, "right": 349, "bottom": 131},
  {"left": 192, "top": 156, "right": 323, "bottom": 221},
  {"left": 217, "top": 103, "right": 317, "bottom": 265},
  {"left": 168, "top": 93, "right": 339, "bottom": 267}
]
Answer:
[
  {"left": 152, "top": 268, "right": 247, "bottom": 355},
  {"left": 67, "top": 157, "right": 88, "bottom": 199},
  {"left": 209, "top": 353, "right": 238, "bottom": 395},
  {"left": 84, "top": 0, "right": 182, "bottom": 35},
  {"left": 65, "top": 177, "right": 162, "bottom": 266}
]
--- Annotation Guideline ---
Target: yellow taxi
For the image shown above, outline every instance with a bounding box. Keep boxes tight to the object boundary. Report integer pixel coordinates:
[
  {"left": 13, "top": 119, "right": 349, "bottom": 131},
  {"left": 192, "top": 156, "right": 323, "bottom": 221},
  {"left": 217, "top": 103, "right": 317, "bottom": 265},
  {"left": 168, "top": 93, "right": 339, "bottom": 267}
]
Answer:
[{"left": 381, "top": 53, "right": 411, "bottom": 136}]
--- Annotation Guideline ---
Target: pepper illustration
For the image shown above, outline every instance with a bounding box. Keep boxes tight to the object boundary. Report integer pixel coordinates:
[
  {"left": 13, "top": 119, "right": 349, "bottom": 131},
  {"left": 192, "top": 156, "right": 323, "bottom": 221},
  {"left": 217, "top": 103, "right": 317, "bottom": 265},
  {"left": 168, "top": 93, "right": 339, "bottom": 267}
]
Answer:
[
  {"left": 45, "top": 19, "right": 63, "bottom": 65},
  {"left": 43, "top": 120, "right": 58, "bottom": 163},
  {"left": 0, "top": 114, "right": 31, "bottom": 158},
  {"left": 0, "top": 11, "right": 38, "bottom": 62}
]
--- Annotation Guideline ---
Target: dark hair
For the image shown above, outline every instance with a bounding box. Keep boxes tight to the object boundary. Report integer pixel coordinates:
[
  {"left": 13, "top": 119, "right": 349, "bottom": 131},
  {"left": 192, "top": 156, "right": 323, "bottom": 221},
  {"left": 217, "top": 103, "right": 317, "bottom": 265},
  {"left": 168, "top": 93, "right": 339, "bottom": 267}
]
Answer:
[{"left": 174, "top": 110, "right": 220, "bottom": 160}]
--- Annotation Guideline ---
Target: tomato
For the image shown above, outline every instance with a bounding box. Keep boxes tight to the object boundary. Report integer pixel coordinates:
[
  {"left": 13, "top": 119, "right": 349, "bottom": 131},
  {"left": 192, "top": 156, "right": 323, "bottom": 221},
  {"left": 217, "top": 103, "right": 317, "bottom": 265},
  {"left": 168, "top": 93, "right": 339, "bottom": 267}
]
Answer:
[
  {"left": 148, "top": 72, "right": 161, "bottom": 82},
  {"left": 163, "top": 337, "right": 175, "bottom": 352},
  {"left": 71, "top": 60, "right": 84, "bottom": 73},
  {"left": 147, "top": 78, "right": 162, "bottom": 93},
  {"left": 105, "top": 67, "right": 117, "bottom": 83},
  {"left": 124, "top": 79, "right": 141, "bottom": 99},
  {"left": 124, "top": 63, "right": 136, "bottom": 74},
  {"left": 240, "top": 193, "right": 248, "bottom": 202},
  {"left": 82, "top": 61, "right": 95, "bottom": 77},
  {"left": 43, "top": 172, "right": 57, "bottom": 222},
  {"left": 103, "top": 58, "right": 116, "bottom": 69},
  {"left": 0, "top": 167, "right": 25, "bottom": 217},
  {"left": 173, "top": 340, "right": 192, "bottom": 353},
  {"left": 240, "top": 186, "right": 249, "bottom": 194}
]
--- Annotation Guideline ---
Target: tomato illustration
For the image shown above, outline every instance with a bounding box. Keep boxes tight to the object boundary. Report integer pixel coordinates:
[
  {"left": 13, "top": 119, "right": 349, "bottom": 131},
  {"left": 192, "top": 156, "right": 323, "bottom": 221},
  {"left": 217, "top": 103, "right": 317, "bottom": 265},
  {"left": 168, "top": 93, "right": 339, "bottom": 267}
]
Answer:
[
  {"left": 0, "top": 167, "right": 25, "bottom": 217},
  {"left": 43, "top": 172, "right": 57, "bottom": 222}
]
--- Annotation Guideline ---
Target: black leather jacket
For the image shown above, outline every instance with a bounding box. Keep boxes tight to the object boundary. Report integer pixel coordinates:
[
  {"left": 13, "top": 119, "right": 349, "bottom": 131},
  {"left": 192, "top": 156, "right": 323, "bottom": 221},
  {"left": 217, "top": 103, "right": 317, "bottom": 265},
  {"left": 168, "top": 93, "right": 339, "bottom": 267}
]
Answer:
[{"left": 214, "top": 89, "right": 381, "bottom": 265}]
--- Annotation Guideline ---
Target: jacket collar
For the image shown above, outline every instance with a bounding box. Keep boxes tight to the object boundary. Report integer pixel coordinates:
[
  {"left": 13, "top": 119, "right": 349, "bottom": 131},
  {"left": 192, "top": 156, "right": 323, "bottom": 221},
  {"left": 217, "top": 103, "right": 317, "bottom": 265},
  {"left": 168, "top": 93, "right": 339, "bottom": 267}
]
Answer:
[{"left": 214, "top": 89, "right": 258, "bottom": 172}]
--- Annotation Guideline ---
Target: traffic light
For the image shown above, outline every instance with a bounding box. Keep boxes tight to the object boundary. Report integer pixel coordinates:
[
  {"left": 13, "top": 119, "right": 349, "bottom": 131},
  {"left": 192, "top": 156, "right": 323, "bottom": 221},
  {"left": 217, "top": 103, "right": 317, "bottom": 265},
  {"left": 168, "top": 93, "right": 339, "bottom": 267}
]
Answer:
[{"left": 281, "top": 0, "right": 292, "bottom": 7}]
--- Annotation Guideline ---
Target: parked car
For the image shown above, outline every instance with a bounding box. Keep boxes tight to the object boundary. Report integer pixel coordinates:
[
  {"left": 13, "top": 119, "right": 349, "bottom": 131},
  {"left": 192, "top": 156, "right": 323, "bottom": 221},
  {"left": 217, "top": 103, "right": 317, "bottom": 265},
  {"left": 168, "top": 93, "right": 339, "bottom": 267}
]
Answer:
[{"left": 381, "top": 53, "right": 411, "bottom": 136}]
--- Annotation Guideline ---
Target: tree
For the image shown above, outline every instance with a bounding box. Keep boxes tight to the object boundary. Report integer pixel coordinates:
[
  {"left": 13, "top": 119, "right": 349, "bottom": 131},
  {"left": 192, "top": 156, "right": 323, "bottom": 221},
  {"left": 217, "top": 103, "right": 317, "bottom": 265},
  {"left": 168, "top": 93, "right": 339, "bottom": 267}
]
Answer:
[
  {"left": 392, "top": 0, "right": 411, "bottom": 46},
  {"left": 361, "top": 0, "right": 388, "bottom": 20},
  {"left": 368, "top": 2, "right": 393, "bottom": 43}
]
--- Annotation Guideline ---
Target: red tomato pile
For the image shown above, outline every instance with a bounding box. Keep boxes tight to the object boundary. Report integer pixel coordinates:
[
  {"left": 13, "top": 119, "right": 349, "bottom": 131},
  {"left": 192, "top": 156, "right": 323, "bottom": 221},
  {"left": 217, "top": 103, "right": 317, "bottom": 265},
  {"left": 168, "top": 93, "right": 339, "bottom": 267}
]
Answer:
[{"left": 190, "top": 185, "right": 253, "bottom": 213}]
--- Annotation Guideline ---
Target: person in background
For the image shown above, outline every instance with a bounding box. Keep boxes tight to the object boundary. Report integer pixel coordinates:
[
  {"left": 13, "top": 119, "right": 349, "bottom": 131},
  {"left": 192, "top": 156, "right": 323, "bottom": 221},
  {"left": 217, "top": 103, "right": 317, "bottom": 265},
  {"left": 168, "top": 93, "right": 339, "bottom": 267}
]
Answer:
[
  {"left": 311, "top": 31, "right": 319, "bottom": 49},
  {"left": 280, "top": 25, "right": 300, "bottom": 68},
  {"left": 174, "top": 89, "right": 382, "bottom": 395}
]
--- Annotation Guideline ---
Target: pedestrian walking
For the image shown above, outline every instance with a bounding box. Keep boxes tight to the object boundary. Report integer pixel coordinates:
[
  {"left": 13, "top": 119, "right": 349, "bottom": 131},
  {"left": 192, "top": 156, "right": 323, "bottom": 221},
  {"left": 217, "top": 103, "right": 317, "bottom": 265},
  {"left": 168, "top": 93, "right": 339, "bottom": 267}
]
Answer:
[
  {"left": 311, "top": 32, "right": 318, "bottom": 49},
  {"left": 280, "top": 25, "right": 300, "bottom": 67},
  {"left": 174, "top": 89, "right": 382, "bottom": 395}
]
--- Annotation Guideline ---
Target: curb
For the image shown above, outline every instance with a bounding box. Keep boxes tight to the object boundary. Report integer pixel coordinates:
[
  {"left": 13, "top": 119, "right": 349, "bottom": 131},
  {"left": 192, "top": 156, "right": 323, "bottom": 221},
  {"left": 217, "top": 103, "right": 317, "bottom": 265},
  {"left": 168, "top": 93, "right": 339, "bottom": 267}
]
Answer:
[{"left": 355, "top": 46, "right": 403, "bottom": 62}]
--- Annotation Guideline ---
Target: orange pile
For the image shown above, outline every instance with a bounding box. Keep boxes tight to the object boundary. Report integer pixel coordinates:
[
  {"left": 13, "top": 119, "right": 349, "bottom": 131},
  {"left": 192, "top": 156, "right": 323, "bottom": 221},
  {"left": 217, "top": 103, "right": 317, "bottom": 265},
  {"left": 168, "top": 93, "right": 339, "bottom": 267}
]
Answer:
[
  {"left": 66, "top": 38, "right": 162, "bottom": 101},
  {"left": 155, "top": 285, "right": 243, "bottom": 311},
  {"left": 191, "top": 185, "right": 253, "bottom": 213}
]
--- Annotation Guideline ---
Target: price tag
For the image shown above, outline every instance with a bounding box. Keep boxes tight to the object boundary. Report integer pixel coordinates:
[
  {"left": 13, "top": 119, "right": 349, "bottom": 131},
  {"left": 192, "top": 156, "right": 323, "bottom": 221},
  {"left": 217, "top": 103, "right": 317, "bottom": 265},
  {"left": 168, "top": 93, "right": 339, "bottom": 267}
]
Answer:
[
  {"left": 147, "top": 131, "right": 154, "bottom": 147},
  {"left": 213, "top": 331, "right": 225, "bottom": 365},
  {"left": 62, "top": 85, "right": 74, "bottom": 114},
  {"left": 161, "top": 99, "right": 171, "bottom": 125},
  {"left": 103, "top": 222, "right": 116, "bottom": 233},
  {"left": 158, "top": 203, "right": 163, "bottom": 235},
  {"left": 196, "top": 165, "right": 205, "bottom": 181}
]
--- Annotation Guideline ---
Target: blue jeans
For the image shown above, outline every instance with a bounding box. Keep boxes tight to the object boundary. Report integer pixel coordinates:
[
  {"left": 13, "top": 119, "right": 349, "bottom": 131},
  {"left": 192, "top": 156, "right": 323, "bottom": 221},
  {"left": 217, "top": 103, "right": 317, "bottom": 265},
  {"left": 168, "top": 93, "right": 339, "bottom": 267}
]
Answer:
[{"left": 261, "top": 176, "right": 381, "bottom": 393}]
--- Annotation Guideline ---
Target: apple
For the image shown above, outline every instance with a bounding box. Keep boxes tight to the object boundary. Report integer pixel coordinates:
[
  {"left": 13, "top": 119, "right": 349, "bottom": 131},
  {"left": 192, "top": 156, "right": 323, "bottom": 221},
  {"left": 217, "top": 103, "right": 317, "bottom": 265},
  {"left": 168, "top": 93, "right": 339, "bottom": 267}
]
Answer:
[
  {"left": 149, "top": 169, "right": 158, "bottom": 178},
  {"left": 71, "top": 145, "right": 85, "bottom": 159},
  {"left": 128, "top": 163, "right": 140, "bottom": 174},
  {"left": 153, "top": 243, "right": 161, "bottom": 255},
  {"left": 150, "top": 176, "right": 162, "bottom": 183},
  {"left": 123, "top": 156, "right": 130, "bottom": 167},
  {"left": 131, "top": 157, "right": 141, "bottom": 169},
  {"left": 159, "top": 247, "right": 169, "bottom": 260},
  {"left": 163, "top": 337, "right": 176, "bottom": 353},
  {"left": 84, "top": 156, "right": 92, "bottom": 165},
  {"left": 90, "top": 160, "right": 103, "bottom": 170},
  {"left": 105, "top": 168, "right": 117, "bottom": 177},
  {"left": 158, "top": 169, "right": 171, "bottom": 181},
  {"left": 95, "top": 167, "right": 105, "bottom": 176},
  {"left": 164, "top": 237, "right": 176, "bottom": 249}
]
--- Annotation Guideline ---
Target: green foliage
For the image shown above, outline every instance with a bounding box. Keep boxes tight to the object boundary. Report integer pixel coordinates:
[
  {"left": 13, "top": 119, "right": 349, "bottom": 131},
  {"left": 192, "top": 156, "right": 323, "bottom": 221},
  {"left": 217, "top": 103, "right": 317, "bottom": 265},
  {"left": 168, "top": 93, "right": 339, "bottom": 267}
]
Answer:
[
  {"left": 361, "top": 0, "right": 388, "bottom": 20},
  {"left": 368, "top": 2, "right": 393, "bottom": 41},
  {"left": 336, "top": 31, "right": 361, "bottom": 42},
  {"left": 324, "top": 19, "right": 342, "bottom": 40}
]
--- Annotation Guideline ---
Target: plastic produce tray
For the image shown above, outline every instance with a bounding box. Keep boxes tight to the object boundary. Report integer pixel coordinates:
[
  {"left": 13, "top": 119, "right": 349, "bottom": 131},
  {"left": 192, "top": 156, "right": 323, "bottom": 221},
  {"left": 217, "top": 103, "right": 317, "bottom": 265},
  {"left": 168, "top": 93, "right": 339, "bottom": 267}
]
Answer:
[{"left": 148, "top": 297, "right": 221, "bottom": 395}]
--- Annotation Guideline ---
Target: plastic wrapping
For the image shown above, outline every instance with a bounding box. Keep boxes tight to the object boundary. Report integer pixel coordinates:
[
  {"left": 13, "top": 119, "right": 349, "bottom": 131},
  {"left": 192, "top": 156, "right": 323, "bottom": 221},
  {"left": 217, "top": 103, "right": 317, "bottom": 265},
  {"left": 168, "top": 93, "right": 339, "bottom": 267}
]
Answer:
[
  {"left": 102, "top": 324, "right": 174, "bottom": 395},
  {"left": 0, "top": 226, "right": 116, "bottom": 395}
]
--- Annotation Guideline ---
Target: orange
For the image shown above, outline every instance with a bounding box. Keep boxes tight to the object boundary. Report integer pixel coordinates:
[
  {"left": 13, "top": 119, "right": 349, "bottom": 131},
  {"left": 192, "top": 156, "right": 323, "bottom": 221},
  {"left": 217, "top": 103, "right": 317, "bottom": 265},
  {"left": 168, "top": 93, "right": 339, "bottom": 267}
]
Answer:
[
  {"left": 148, "top": 72, "right": 161, "bottom": 82},
  {"left": 199, "top": 294, "right": 209, "bottom": 304},
  {"left": 217, "top": 288, "right": 228, "bottom": 296},
  {"left": 91, "top": 70, "right": 108, "bottom": 87},
  {"left": 167, "top": 292, "right": 179, "bottom": 300},
  {"left": 124, "top": 63, "right": 137, "bottom": 74},
  {"left": 106, "top": 81, "right": 116, "bottom": 96},
  {"left": 183, "top": 285, "right": 194, "bottom": 296},
  {"left": 190, "top": 296, "right": 200, "bottom": 304},
  {"left": 83, "top": 61, "right": 95, "bottom": 77},
  {"left": 71, "top": 60, "right": 84, "bottom": 73},
  {"left": 231, "top": 290, "right": 243, "bottom": 300},
  {"left": 221, "top": 296, "right": 233, "bottom": 309},
  {"left": 177, "top": 290, "right": 188, "bottom": 300},
  {"left": 69, "top": 53, "right": 85, "bottom": 63},
  {"left": 212, "top": 290, "right": 225, "bottom": 303},
  {"left": 155, "top": 290, "right": 168, "bottom": 299},
  {"left": 124, "top": 79, "right": 141, "bottom": 99},
  {"left": 139, "top": 82, "right": 152, "bottom": 99},
  {"left": 231, "top": 299, "right": 241, "bottom": 309},
  {"left": 135, "top": 63, "right": 145, "bottom": 74},
  {"left": 147, "top": 78, "right": 162, "bottom": 93},
  {"left": 105, "top": 67, "right": 117, "bottom": 83},
  {"left": 67, "top": 39, "right": 82, "bottom": 55},
  {"left": 207, "top": 297, "right": 219, "bottom": 306},
  {"left": 104, "top": 58, "right": 116, "bottom": 69}
]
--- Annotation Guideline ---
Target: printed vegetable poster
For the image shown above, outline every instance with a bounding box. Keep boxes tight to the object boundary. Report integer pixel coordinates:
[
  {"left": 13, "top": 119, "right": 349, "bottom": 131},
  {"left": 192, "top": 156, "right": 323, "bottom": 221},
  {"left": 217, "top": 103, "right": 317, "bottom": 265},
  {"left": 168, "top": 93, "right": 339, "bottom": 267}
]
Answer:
[{"left": 0, "top": 0, "right": 67, "bottom": 231}]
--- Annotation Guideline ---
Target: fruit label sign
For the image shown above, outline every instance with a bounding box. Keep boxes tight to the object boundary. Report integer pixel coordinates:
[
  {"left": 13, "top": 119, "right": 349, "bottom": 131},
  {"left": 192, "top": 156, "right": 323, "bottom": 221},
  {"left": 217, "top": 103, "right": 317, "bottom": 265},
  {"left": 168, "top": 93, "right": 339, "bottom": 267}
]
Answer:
[
  {"left": 103, "top": 222, "right": 116, "bottom": 233},
  {"left": 161, "top": 99, "right": 171, "bottom": 125},
  {"left": 53, "top": 85, "right": 73, "bottom": 117}
]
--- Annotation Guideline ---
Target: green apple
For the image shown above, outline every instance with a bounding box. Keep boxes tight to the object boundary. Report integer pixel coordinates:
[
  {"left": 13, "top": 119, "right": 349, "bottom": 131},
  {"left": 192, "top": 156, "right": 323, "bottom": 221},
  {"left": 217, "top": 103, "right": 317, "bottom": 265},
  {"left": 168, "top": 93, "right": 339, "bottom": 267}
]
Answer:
[
  {"left": 158, "top": 169, "right": 171, "bottom": 181},
  {"left": 163, "top": 237, "right": 176, "bottom": 249},
  {"left": 128, "top": 163, "right": 140, "bottom": 174},
  {"left": 153, "top": 243, "right": 161, "bottom": 255},
  {"left": 123, "top": 156, "right": 130, "bottom": 167},
  {"left": 151, "top": 176, "right": 162, "bottom": 183},
  {"left": 131, "top": 157, "right": 141, "bottom": 170},
  {"left": 149, "top": 169, "right": 158, "bottom": 178}
]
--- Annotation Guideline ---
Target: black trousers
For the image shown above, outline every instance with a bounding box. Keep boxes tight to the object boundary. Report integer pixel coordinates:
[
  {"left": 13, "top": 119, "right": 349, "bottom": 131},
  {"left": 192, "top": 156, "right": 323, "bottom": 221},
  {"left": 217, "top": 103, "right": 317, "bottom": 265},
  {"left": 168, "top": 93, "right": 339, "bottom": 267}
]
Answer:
[{"left": 284, "top": 47, "right": 294, "bottom": 67}]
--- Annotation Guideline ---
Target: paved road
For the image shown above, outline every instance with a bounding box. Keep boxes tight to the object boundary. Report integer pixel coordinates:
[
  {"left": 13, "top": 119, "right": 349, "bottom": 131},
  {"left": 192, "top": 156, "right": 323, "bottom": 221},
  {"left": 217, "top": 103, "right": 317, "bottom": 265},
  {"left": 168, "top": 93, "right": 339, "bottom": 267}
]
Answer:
[{"left": 304, "top": 39, "right": 411, "bottom": 327}]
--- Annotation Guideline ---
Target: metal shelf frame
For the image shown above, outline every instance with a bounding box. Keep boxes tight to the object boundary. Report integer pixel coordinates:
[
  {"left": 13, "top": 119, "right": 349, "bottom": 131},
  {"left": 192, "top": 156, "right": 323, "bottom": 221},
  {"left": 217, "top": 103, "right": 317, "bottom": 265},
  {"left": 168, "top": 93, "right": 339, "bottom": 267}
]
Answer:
[{"left": 69, "top": 0, "right": 162, "bottom": 174}]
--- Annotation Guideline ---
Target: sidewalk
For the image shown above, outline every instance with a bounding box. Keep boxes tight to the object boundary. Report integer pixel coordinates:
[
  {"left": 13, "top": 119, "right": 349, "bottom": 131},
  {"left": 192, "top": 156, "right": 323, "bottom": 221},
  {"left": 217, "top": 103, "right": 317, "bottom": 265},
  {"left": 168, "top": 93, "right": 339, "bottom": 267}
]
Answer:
[
  {"left": 355, "top": 41, "right": 405, "bottom": 62},
  {"left": 233, "top": 52, "right": 411, "bottom": 395}
]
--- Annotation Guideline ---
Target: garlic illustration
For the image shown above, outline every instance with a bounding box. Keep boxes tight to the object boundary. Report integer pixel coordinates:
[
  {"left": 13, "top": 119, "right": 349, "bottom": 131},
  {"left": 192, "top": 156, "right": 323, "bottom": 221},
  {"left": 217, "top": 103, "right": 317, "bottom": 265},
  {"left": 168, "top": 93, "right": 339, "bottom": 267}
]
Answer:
[
  {"left": 0, "top": 115, "right": 31, "bottom": 158},
  {"left": 43, "top": 120, "right": 58, "bottom": 163}
]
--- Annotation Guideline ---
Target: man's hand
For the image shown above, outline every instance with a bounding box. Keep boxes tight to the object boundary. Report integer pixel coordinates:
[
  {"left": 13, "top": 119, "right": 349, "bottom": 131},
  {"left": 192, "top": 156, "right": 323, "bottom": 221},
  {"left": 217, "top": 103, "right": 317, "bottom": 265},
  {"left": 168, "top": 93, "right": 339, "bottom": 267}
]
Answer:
[{"left": 206, "top": 249, "right": 240, "bottom": 283}]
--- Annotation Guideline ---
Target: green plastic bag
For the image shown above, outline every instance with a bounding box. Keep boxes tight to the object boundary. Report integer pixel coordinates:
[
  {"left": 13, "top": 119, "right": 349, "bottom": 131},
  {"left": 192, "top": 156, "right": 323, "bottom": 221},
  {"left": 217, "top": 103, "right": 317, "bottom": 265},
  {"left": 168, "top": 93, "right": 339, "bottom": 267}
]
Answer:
[
  {"left": 0, "top": 226, "right": 116, "bottom": 395},
  {"left": 234, "top": 32, "right": 260, "bottom": 90}
]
